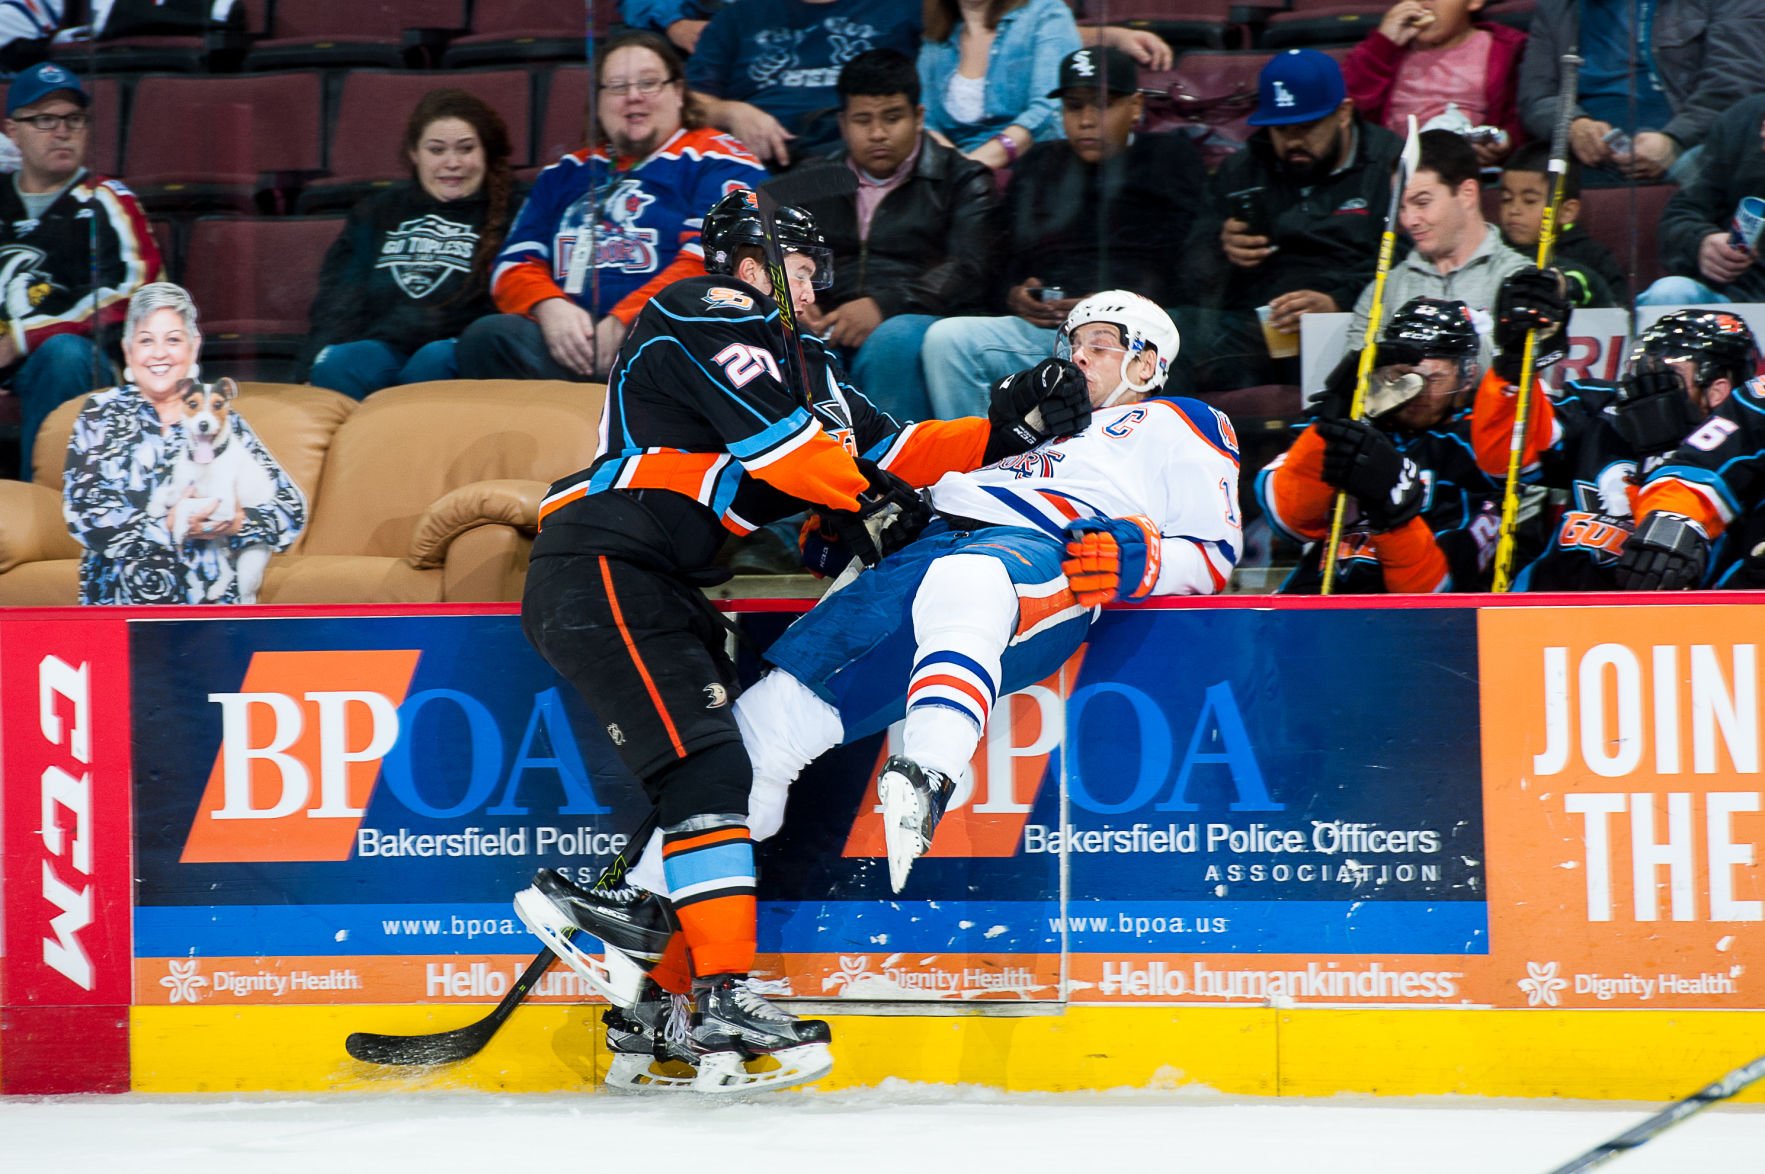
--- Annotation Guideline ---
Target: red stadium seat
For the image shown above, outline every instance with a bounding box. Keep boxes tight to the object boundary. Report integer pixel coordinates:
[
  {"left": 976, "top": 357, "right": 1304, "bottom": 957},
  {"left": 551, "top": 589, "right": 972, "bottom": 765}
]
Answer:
[
  {"left": 1074, "top": 0, "right": 1242, "bottom": 51},
  {"left": 297, "top": 69, "right": 534, "bottom": 214},
  {"left": 124, "top": 73, "right": 325, "bottom": 215},
  {"left": 243, "top": 0, "right": 469, "bottom": 71},
  {"left": 1261, "top": 4, "right": 1386, "bottom": 49},
  {"left": 533, "top": 66, "right": 591, "bottom": 171},
  {"left": 1579, "top": 183, "right": 1675, "bottom": 294},
  {"left": 442, "top": 0, "right": 608, "bottom": 69},
  {"left": 182, "top": 215, "right": 345, "bottom": 382}
]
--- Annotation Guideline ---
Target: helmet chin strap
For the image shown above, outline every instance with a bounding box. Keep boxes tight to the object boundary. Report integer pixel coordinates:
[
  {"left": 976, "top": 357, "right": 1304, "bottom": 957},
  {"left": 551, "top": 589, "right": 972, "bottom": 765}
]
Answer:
[{"left": 1098, "top": 347, "right": 1157, "bottom": 407}]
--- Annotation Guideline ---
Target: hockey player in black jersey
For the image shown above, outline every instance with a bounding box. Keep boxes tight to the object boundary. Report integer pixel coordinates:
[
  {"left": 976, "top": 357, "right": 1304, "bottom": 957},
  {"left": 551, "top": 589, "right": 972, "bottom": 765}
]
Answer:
[
  {"left": 1598, "top": 314, "right": 1765, "bottom": 590},
  {"left": 513, "top": 187, "right": 1090, "bottom": 1092},
  {"left": 1258, "top": 277, "right": 1564, "bottom": 593},
  {"left": 1494, "top": 310, "right": 1761, "bottom": 590}
]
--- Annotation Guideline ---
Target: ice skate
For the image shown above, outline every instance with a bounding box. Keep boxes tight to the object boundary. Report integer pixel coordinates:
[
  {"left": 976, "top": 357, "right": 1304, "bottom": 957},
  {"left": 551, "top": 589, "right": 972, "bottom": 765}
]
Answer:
[
  {"left": 689, "top": 974, "right": 834, "bottom": 1094},
  {"left": 876, "top": 755, "right": 956, "bottom": 892},
  {"left": 513, "top": 868, "right": 677, "bottom": 1007},
  {"left": 602, "top": 981, "right": 698, "bottom": 1092}
]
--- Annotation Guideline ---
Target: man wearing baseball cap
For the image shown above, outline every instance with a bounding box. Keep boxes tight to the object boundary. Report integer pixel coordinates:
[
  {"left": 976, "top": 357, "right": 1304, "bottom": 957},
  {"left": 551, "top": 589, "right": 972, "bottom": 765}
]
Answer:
[
  {"left": 920, "top": 46, "right": 1205, "bottom": 417},
  {"left": 0, "top": 61, "right": 162, "bottom": 478},
  {"left": 1175, "top": 48, "right": 1402, "bottom": 392}
]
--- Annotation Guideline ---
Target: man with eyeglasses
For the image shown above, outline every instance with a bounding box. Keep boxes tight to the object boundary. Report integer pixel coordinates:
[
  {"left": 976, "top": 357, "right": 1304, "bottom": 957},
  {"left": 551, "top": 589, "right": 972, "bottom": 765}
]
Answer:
[
  {"left": 0, "top": 61, "right": 162, "bottom": 479},
  {"left": 458, "top": 30, "right": 767, "bottom": 382},
  {"left": 1175, "top": 48, "right": 1402, "bottom": 394},
  {"left": 1257, "top": 286, "right": 1563, "bottom": 593}
]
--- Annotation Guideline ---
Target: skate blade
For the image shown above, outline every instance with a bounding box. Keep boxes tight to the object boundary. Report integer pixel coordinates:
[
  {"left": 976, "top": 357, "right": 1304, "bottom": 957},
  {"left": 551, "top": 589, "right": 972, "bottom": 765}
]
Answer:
[
  {"left": 513, "top": 886, "right": 647, "bottom": 1006},
  {"left": 604, "top": 1052, "right": 699, "bottom": 1093},
  {"left": 877, "top": 772, "right": 927, "bottom": 894},
  {"left": 692, "top": 1042, "right": 834, "bottom": 1095}
]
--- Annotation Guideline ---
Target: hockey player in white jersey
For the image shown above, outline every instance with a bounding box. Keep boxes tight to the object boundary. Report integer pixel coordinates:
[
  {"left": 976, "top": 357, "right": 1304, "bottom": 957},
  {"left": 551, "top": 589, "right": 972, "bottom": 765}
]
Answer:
[{"left": 520, "top": 291, "right": 1240, "bottom": 1091}]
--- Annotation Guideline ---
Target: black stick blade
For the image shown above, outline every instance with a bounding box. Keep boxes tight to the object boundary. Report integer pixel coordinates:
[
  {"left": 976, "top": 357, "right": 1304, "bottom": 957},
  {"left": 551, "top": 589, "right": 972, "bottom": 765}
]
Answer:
[{"left": 345, "top": 1022, "right": 497, "bottom": 1066}]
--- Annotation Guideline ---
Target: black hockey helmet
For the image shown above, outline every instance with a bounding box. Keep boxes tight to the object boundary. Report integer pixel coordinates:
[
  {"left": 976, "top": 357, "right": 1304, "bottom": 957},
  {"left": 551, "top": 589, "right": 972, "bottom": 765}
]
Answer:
[
  {"left": 1382, "top": 297, "right": 1480, "bottom": 359},
  {"left": 1629, "top": 310, "right": 1759, "bottom": 394},
  {"left": 1364, "top": 297, "right": 1479, "bottom": 418},
  {"left": 701, "top": 188, "right": 834, "bottom": 289}
]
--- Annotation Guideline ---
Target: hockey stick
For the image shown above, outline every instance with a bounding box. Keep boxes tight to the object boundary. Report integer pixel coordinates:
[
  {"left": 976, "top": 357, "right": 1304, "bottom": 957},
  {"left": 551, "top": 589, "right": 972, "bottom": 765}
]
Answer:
[
  {"left": 1491, "top": 51, "right": 1582, "bottom": 592},
  {"left": 1544, "top": 1049, "right": 1765, "bottom": 1173},
  {"left": 752, "top": 169, "right": 857, "bottom": 408},
  {"left": 1319, "top": 116, "right": 1421, "bottom": 595},
  {"left": 344, "top": 806, "right": 660, "bottom": 1066}
]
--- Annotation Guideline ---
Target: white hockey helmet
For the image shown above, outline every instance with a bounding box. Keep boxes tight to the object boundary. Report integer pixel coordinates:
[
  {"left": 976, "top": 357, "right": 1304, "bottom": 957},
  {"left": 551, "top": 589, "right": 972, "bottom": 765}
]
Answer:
[{"left": 1057, "top": 291, "right": 1179, "bottom": 405}]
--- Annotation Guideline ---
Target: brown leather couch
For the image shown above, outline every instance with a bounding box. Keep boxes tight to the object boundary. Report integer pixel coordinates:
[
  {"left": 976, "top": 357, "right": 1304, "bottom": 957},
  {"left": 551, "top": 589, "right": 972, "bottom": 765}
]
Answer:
[{"left": 0, "top": 379, "right": 603, "bottom": 606}]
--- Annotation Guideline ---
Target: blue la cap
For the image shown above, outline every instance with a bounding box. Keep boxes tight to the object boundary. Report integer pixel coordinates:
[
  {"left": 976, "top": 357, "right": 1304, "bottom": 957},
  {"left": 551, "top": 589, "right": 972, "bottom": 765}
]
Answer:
[
  {"left": 1247, "top": 49, "right": 1345, "bottom": 127},
  {"left": 7, "top": 62, "right": 89, "bottom": 118}
]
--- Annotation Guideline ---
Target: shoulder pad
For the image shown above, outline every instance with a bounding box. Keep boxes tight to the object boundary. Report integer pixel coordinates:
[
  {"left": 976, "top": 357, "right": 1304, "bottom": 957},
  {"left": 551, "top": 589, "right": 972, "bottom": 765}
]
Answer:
[{"left": 1159, "top": 396, "right": 1241, "bottom": 459}]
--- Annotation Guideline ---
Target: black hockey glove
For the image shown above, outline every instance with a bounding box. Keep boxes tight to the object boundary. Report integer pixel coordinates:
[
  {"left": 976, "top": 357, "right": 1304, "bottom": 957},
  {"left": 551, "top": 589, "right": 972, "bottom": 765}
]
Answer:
[
  {"left": 984, "top": 358, "right": 1093, "bottom": 463},
  {"left": 1614, "top": 511, "right": 1708, "bottom": 590},
  {"left": 1611, "top": 353, "right": 1696, "bottom": 456},
  {"left": 1316, "top": 416, "right": 1426, "bottom": 530},
  {"left": 1314, "top": 342, "right": 1425, "bottom": 421},
  {"left": 821, "top": 459, "right": 932, "bottom": 567},
  {"left": 1493, "top": 266, "right": 1570, "bottom": 383}
]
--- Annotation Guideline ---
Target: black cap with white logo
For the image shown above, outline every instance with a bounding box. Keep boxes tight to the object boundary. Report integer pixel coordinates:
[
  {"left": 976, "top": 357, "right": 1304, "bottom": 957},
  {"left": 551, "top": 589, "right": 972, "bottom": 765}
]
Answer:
[{"left": 1046, "top": 47, "right": 1140, "bottom": 99}]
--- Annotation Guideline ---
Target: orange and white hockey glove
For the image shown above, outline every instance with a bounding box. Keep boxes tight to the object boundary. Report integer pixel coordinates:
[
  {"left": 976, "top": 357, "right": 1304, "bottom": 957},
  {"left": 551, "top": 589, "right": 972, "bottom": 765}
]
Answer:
[{"left": 1061, "top": 515, "right": 1162, "bottom": 607}]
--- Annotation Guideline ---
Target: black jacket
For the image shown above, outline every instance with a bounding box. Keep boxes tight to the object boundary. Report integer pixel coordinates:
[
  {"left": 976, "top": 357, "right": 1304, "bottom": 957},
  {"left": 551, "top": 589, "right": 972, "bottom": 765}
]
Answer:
[
  {"left": 1189, "top": 120, "right": 1404, "bottom": 315},
  {"left": 1550, "top": 223, "right": 1627, "bottom": 307},
  {"left": 801, "top": 136, "right": 1003, "bottom": 319},
  {"left": 1658, "top": 93, "right": 1765, "bottom": 302},
  {"left": 997, "top": 131, "right": 1205, "bottom": 309},
  {"left": 301, "top": 182, "right": 512, "bottom": 373}
]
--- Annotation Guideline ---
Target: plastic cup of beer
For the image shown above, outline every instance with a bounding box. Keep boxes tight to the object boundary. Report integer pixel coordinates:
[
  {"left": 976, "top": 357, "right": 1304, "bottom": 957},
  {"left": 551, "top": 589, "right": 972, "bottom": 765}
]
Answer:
[{"left": 1256, "top": 304, "right": 1300, "bottom": 359}]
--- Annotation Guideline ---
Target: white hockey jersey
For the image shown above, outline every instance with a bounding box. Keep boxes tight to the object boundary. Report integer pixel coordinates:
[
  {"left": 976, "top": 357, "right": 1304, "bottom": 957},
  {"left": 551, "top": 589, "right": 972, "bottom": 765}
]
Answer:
[{"left": 926, "top": 396, "right": 1243, "bottom": 595}]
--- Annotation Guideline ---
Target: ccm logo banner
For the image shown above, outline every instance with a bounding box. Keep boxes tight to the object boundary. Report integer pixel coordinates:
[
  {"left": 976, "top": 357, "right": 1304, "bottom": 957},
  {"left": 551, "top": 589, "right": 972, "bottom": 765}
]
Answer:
[{"left": 0, "top": 614, "right": 133, "bottom": 1093}]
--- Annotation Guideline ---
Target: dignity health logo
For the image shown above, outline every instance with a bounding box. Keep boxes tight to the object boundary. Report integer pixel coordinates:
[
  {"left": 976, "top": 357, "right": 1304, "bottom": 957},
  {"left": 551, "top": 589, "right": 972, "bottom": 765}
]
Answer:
[
  {"left": 161, "top": 960, "right": 208, "bottom": 1004},
  {"left": 1518, "top": 960, "right": 1568, "bottom": 1007}
]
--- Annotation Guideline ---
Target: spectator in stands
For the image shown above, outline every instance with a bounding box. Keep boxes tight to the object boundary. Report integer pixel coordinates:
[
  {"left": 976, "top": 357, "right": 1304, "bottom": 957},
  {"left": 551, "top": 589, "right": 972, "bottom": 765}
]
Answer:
[
  {"left": 796, "top": 49, "right": 1002, "bottom": 421},
  {"left": 459, "top": 31, "right": 768, "bottom": 382},
  {"left": 1516, "top": 0, "right": 1765, "bottom": 187},
  {"left": 686, "top": 0, "right": 922, "bottom": 169},
  {"left": 0, "top": 0, "right": 56, "bottom": 72},
  {"left": 621, "top": 0, "right": 718, "bottom": 56},
  {"left": 917, "top": 47, "right": 1202, "bottom": 419},
  {"left": 301, "top": 90, "right": 517, "bottom": 400},
  {"left": 1342, "top": 0, "right": 1525, "bottom": 167},
  {"left": 63, "top": 282, "right": 305, "bottom": 605},
  {"left": 916, "top": 0, "right": 1079, "bottom": 170},
  {"left": 1176, "top": 49, "right": 1403, "bottom": 392},
  {"left": 1350, "top": 129, "right": 1528, "bottom": 361},
  {"left": 1498, "top": 141, "right": 1626, "bottom": 308},
  {"left": 1638, "top": 92, "right": 1765, "bottom": 307},
  {"left": 0, "top": 62, "right": 162, "bottom": 480}
]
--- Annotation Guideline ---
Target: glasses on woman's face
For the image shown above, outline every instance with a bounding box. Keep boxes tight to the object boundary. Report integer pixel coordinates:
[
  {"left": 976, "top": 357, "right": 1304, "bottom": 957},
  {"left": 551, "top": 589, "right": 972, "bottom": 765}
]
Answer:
[
  {"left": 15, "top": 112, "right": 89, "bottom": 132},
  {"left": 599, "top": 77, "right": 674, "bottom": 98}
]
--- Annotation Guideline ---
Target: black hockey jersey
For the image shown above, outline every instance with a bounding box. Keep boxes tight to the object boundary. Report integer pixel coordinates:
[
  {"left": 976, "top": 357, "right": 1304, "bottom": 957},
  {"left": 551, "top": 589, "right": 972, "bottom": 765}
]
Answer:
[
  {"left": 533, "top": 273, "right": 991, "bottom": 571},
  {"left": 1634, "top": 375, "right": 1765, "bottom": 587}
]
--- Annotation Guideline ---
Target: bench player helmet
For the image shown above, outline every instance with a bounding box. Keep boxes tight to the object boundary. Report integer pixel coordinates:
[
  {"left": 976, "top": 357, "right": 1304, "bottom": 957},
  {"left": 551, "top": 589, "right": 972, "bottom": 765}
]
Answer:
[
  {"left": 1056, "top": 291, "right": 1179, "bottom": 406},
  {"left": 1364, "top": 296, "right": 1480, "bottom": 417},
  {"left": 701, "top": 188, "right": 834, "bottom": 289},
  {"left": 1630, "top": 310, "right": 1759, "bottom": 395}
]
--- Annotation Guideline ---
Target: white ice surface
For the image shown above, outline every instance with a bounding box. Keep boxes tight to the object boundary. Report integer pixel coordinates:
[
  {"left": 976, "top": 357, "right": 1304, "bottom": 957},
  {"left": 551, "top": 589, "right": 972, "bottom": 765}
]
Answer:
[{"left": 3, "top": 1083, "right": 1759, "bottom": 1173}]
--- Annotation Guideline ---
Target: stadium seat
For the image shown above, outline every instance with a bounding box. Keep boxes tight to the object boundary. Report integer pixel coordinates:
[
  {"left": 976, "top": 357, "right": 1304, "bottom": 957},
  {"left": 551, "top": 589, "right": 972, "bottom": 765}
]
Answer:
[
  {"left": 442, "top": 0, "right": 609, "bottom": 69},
  {"left": 1579, "top": 183, "right": 1675, "bottom": 294},
  {"left": 124, "top": 73, "right": 325, "bottom": 215},
  {"left": 297, "top": 69, "right": 534, "bottom": 214},
  {"left": 181, "top": 215, "right": 344, "bottom": 383},
  {"left": 532, "top": 66, "right": 591, "bottom": 173},
  {"left": 1074, "top": 0, "right": 1242, "bottom": 52},
  {"left": 243, "top": 0, "right": 469, "bottom": 71},
  {"left": 1260, "top": 4, "right": 1385, "bottom": 49}
]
